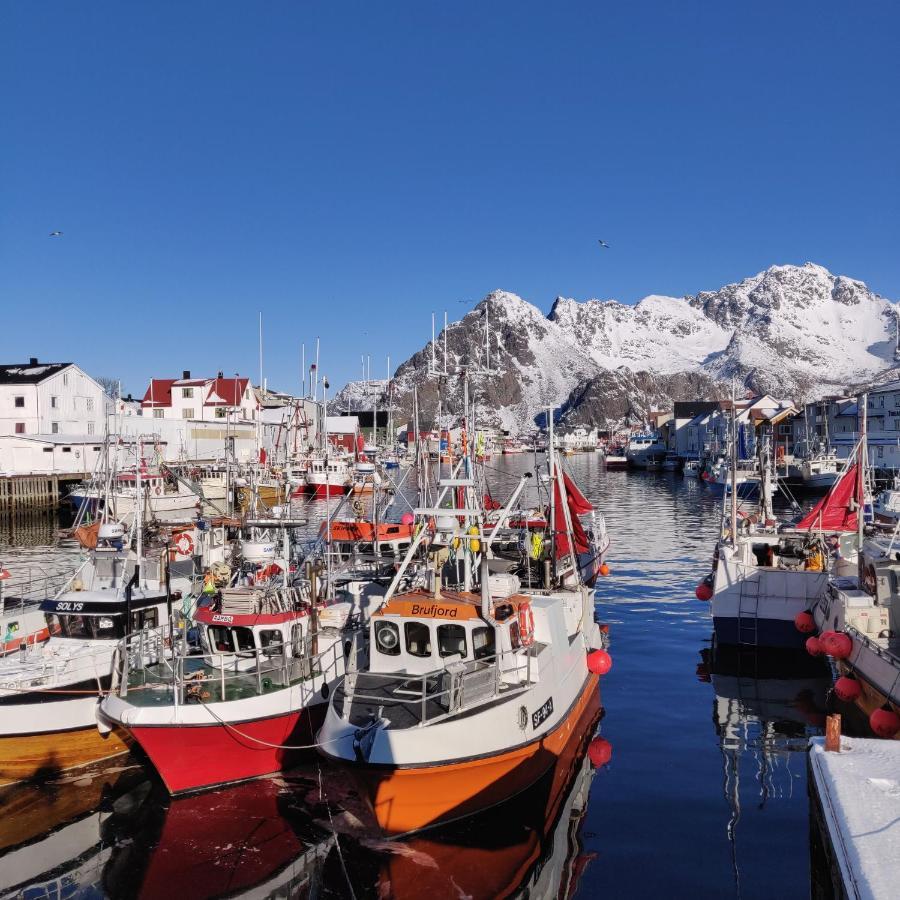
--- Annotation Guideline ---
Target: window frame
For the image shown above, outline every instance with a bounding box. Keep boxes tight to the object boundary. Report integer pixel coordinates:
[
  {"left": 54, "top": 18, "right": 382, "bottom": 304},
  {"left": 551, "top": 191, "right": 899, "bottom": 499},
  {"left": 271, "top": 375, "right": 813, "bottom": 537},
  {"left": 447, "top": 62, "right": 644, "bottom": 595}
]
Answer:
[
  {"left": 437, "top": 623, "right": 468, "bottom": 659},
  {"left": 404, "top": 621, "right": 432, "bottom": 658}
]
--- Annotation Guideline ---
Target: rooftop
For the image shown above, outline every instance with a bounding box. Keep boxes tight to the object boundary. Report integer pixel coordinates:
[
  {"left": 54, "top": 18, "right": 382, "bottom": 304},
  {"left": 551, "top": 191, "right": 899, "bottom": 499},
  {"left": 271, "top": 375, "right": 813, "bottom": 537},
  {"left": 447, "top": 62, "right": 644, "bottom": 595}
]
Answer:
[{"left": 0, "top": 360, "right": 72, "bottom": 384}]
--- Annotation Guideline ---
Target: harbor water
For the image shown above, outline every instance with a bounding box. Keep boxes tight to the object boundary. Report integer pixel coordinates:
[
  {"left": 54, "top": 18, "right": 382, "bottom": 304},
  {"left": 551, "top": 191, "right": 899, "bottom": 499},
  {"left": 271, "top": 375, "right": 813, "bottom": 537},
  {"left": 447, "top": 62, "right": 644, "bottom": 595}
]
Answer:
[{"left": 0, "top": 456, "right": 830, "bottom": 898}]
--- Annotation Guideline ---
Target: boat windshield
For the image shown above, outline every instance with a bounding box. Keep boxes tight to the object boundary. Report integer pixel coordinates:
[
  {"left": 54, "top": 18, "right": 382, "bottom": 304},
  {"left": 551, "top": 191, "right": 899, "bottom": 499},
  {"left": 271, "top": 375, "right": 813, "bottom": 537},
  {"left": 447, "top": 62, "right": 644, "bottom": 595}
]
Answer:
[{"left": 46, "top": 607, "right": 159, "bottom": 640}]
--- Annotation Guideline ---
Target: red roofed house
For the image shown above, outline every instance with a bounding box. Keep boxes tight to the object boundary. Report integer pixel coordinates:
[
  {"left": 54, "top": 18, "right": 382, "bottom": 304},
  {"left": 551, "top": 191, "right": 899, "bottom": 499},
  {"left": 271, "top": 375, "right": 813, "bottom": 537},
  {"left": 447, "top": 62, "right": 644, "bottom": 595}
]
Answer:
[{"left": 141, "top": 371, "right": 256, "bottom": 422}]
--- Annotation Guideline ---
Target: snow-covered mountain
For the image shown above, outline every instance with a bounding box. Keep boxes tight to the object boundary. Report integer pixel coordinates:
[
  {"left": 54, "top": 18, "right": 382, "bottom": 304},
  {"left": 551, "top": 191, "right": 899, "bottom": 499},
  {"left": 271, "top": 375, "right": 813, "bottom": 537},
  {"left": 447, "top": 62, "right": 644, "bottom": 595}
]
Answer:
[{"left": 343, "top": 263, "right": 898, "bottom": 432}]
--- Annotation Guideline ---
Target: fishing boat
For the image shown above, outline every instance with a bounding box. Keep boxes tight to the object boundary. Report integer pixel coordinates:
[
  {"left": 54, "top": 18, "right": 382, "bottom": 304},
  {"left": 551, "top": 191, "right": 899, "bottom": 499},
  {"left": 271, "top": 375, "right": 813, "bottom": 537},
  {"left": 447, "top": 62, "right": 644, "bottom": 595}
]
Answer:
[
  {"left": 872, "top": 475, "right": 900, "bottom": 526},
  {"left": 683, "top": 459, "right": 701, "bottom": 479},
  {"left": 810, "top": 535, "right": 900, "bottom": 738},
  {"left": 800, "top": 450, "right": 840, "bottom": 490},
  {"left": 0, "top": 523, "right": 173, "bottom": 787},
  {"left": 700, "top": 401, "right": 862, "bottom": 650},
  {"left": 661, "top": 451, "right": 681, "bottom": 472},
  {"left": 303, "top": 453, "right": 352, "bottom": 497},
  {"left": 101, "top": 582, "right": 362, "bottom": 795},
  {"left": 316, "top": 421, "right": 612, "bottom": 834},
  {"left": 69, "top": 470, "right": 201, "bottom": 521},
  {"left": 625, "top": 432, "right": 666, "bottom": 468},
  {"left": 603, "top": 448, "right": 628, "bottom": 470}
]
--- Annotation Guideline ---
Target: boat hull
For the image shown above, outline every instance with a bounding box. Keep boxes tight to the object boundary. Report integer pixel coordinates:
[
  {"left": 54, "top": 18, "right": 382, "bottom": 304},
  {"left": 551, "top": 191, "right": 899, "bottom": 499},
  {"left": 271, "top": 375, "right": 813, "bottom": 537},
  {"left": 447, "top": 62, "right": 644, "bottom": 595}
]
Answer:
[
  {"left": 305, "top": 482, "right": 349, "bottom": 497},
  {"left": 122, "top": 704, "right": 327, "bottom": 795},
  {"left": 336, "top": 672, "right": 600, "bottom": 835},
  {"left": 0, "top": 724, "right": 130, "bottom": 787}
]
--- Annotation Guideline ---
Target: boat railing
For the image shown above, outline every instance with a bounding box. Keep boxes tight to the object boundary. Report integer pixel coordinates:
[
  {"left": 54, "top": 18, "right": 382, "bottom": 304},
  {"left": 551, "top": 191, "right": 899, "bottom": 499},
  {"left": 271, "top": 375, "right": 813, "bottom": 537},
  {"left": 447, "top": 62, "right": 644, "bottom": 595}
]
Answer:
[
  {"left": 0, "top": 561, "right": 87, "bottom": 614},
  {"left": 112, "top": 623, "right": 347, "bottom": 707},
  {"left": 342, "top": 644, "right": 537, "bottom": 728}
]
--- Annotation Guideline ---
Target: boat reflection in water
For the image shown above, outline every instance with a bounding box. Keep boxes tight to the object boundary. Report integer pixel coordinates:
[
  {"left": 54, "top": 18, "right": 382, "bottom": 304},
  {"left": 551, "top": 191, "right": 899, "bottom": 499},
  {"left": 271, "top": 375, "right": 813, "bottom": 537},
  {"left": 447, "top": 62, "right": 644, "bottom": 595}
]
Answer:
[
  {"left": 97, "top": 701, "right": 608, "bottom": 899},
  {"left": 0, "top": 756, "right": 148, "bottom": 899},
  {"left": 697, "top": 642, "right": 831, "bottom": 895}
]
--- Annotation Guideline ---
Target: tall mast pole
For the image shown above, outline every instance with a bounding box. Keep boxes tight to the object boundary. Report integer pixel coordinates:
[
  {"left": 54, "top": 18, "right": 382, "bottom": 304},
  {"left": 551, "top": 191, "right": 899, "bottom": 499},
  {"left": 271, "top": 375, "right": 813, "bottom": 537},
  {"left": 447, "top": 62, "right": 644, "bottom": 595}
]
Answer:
[
  {"left": 858, "top": 392, "right": 867, "bottom": 570},
  {"left": 730, "top": 381, "right": 738, "bottom": 545},
  {"left": 548, "top": 407, "right": 556, "bottom": 581}
]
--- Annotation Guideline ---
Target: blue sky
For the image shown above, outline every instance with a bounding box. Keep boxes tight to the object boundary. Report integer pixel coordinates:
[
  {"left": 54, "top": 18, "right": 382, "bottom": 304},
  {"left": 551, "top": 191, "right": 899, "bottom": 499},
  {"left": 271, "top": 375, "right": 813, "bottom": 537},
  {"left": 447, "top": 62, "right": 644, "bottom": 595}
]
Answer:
[{"left": 2, "top": 2, "right": 898, "bottom": 395}]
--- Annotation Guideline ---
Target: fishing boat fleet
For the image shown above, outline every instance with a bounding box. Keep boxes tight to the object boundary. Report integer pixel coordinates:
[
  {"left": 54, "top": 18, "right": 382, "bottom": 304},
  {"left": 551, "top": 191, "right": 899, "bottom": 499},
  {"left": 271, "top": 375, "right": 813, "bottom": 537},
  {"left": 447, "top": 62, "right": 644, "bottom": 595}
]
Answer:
[
  {"left": 695, "top": 392, "right": 900, "bottom": 742},
  {"left": 0, "top": 391, "right": 614, "bottom": 842}
]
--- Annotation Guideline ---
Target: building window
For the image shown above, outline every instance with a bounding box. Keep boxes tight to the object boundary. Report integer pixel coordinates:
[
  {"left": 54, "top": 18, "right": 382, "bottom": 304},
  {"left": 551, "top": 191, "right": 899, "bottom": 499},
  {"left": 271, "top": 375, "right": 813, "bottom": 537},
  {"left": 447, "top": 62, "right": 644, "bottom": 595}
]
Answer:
[
  {"left": 62, "top": 446, "right": 71, "bottom": 453},
  {"left": 14, "top": 396, "right": 24, "bottom": 408},
  {"left": 15, "top": 422, "right": 25, "bottom": 434},
  {"left": 51, "top": 422, "right": 59, "bottom": 434},
  {"left": 153, "top": 409, "right": 164, "bottom": 419},
  {"left": 50, "top": 396, "right": 58, "bottom": 408},
  {"left": 87, "top": 423, "right": 95, "bottom": 435},
  {"left": 63, "top": 373, "right": 68, "bottom": 386},
  {"left": 86, "top": 398, "right": 94, "bottom": 412},
  {"left": 215, "top": 407, "right": 227, "bottom": 419},
  {"left": 42, "top": 447, "right": 52, "bottom": 453},
  {"left": 182, "top": 388, "right": 193, "bottom": 399},
  {"left": 182, "top": 408, "right": 194, "bottom": 419}
]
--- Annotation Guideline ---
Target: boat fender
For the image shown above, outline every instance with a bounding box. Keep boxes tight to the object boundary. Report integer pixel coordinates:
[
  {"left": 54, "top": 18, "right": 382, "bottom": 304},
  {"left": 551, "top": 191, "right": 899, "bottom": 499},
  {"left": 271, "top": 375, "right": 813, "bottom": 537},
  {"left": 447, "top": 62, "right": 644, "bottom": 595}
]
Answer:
[
  {"left": 695, "top": 575, "right": 714, "bottom": 602},
  {"left": 821, "top": 631, "right": 852, "bottom": 659},
  {"left": 518, "top": 603, "right": 535, "bottom": 646},
  {"left": 870, "top": 706, "right": 900, "bottom": 738},
  {"left": 588, "top": 736, "right": 612, "bottom": 768},
  {"left": 834, "top": 675, "right": 862, "bottom": 702},
  {"left": 587, "top": 649, "right": 613, "bottom": 675},
  {"left": 793, "top": 610, "right": 816, "bottom": 634}
]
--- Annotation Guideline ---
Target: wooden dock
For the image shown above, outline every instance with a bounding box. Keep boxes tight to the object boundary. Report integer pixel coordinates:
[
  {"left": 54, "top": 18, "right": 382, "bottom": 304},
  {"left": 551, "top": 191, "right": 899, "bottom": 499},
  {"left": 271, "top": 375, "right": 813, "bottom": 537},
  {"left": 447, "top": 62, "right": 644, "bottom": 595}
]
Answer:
[
  {"left": 808, "top": 734, "right": 900, "bottom": 899},
  {"left": 0, "top": 476, "right": 62, "bottom": 513}
]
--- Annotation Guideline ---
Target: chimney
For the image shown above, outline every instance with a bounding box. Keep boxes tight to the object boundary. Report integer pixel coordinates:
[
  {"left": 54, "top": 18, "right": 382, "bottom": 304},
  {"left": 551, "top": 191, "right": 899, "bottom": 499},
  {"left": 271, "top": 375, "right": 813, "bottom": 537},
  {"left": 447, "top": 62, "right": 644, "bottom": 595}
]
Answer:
[
  {"left": 217, "top": 371, "right": 223, "bottom": 379},
  {"left": 182, "top": 370, "right": 191, "bottom": 380},
  {"left": 29, "top": 357, "right": 38, "bottom": 366}
]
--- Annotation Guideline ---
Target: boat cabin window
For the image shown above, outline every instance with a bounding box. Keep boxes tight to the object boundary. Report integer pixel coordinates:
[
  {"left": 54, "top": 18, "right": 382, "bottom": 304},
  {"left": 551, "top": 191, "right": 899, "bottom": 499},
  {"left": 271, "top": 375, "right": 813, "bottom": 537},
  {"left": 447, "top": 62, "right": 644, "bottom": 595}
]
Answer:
[
  {"left": 438, "top": 624, "right": 467, "bottom": 658},
  {"left": 473, "top": 626, "right": 495, "bottom": 660},
  {"left": 131, "top": 608, "right": 158, "bottom": 632},
  {"left": 259, "top": 629, "right": 284, "bottom": 656},
  {"left": 374, "top": 620, "right": 400, "bottom": 655},
  {"left": 47, "top": 614, "right": 126, "bottom": 640},
  {"left": 208, "top": 625, "right": 255, "bottom": 653},
  {"left": 405, "top": 622, "right": 432, "bottom": 657}
]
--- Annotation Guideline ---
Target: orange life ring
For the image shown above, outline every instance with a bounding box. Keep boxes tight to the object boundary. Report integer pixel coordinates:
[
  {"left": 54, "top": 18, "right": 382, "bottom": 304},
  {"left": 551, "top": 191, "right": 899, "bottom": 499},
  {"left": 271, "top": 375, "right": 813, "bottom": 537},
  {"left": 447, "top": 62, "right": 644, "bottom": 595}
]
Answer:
[
  {"left": 518, "top": 603, "right": 535, "bottom": 647},
  {"left": 174, "top": 532, "right": 194, "bottom": 556}
]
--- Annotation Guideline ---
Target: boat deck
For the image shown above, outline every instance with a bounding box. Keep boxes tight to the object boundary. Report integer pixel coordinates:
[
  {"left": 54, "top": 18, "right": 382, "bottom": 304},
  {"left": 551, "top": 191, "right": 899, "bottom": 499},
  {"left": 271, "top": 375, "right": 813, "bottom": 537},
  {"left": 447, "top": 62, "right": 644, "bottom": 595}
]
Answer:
[
  {"left": 809, "top": 735, "right": 900, "bottom": 899},
  {"left": 122, "top": 656, "right": 321, "bottom": 706}
]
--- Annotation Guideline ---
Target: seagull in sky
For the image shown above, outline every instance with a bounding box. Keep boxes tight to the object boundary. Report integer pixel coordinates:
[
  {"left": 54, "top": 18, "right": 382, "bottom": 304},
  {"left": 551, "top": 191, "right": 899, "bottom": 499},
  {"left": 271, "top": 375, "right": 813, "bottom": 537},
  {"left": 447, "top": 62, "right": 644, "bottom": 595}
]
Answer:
[
  {"left": 49, "top": 231, "right": 62, "bottom": 237},
  {"left": 597, "top": 239, "right": 610, "bottom": 249}
]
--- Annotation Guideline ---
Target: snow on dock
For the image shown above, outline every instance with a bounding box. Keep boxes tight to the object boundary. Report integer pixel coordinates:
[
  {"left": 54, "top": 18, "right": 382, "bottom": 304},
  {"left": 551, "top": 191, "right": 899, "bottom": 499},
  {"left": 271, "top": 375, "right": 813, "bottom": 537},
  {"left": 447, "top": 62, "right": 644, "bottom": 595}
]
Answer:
[{"left": 809, "top": 735, "right": 900, "bottom": 899}]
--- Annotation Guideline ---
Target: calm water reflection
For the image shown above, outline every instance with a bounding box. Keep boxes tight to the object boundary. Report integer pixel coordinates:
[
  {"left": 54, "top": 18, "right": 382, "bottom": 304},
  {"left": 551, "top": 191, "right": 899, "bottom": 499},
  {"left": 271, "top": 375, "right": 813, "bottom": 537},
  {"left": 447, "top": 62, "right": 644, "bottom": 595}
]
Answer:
[{"left": 0, "top": 457, "right": 825, "bottom": 898}]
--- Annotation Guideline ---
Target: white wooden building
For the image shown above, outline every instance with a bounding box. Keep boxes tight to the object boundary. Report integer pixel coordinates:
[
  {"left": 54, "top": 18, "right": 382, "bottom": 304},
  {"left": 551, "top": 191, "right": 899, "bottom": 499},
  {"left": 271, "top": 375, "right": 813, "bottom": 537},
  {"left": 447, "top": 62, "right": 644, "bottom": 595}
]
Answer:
[{"left": 0, "top": 359, "right": 107, "bottom": 437}]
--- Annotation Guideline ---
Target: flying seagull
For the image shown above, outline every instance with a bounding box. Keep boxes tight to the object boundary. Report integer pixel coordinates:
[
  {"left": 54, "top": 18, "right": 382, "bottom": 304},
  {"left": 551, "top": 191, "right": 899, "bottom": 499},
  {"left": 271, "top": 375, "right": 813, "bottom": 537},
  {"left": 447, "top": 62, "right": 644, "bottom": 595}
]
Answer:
[
  {"left": 597, "top": 239, "right": 610, "bottom": 249},
  {"left": 49, "top": 231, "right": 62, "bottom": 237}
]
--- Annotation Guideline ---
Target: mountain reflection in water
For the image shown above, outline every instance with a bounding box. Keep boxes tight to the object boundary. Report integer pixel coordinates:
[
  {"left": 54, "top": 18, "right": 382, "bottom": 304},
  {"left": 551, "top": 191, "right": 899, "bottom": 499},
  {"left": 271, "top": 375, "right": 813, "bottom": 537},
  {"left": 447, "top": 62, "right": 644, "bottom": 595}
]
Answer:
[{"left": 0, "top": 456, "right": 830, "bottom": 897}]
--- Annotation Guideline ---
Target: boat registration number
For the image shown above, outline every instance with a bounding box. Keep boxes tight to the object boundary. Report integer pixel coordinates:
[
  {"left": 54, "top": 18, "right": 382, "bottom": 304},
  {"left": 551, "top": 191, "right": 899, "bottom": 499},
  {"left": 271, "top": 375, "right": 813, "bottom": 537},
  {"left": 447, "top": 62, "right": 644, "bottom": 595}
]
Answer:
[
  {"left": 54, "top": 601, "right": 84, "bottom": 612},
  {"left": 211, "top": 614, "right": 234, "bottom": 623},
  {"left": 532, "top": 697, "right": 553, "bottom": 730}
]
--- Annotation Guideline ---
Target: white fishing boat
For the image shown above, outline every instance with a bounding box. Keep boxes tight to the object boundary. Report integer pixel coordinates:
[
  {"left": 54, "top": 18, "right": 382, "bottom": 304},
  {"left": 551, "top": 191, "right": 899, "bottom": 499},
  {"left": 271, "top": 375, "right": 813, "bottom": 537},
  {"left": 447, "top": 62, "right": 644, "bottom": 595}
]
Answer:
[
  {"left": 316, "top": 421, "right": 612, "bottom": 834},
  {"left": 872, "top": 475, "right": 900, "bottom": 526},
  {"left": 304, "top": 453, "right": 352, "bottom": 497},
  {"left": 700, "top": 406, "right": 861, "bottom": 650},
  {"left": 625, "top": 432, "right": 666, "bottom": 468},
  {"left": 683, "top": 459, "right": 701, "bottom": 479},
  {"left": 800, "top": 450, "right": 840, "bottom": 490},
  {"left": 811, "top": 534, "right": 900, "bottom": 738},
  {"left": 0, "top": 522, "right": 173, "bottom": 787},
  {"left": 69, "top": 470, "right": 201, "bottom": 521}
]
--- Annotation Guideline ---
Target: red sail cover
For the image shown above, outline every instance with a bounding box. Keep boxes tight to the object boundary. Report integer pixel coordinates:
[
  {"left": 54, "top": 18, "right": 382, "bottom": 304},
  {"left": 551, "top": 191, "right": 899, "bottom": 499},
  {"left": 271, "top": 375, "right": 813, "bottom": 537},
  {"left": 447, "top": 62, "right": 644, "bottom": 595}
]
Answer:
[
  {"left": 796, "top": 462, "right": 860, "bottom": 532},
  {"left": 554, "top": 473, "right": 593, "bottom": 559}
]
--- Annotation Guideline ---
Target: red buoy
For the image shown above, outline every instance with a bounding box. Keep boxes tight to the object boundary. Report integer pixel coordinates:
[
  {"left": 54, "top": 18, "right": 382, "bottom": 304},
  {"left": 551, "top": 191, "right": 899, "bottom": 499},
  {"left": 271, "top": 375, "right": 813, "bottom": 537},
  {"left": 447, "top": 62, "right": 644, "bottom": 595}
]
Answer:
[
  {"left": 794, "top": 611, "right": 815, "bottom": 634},
  {"left": 834, "top": 676, "right": 862, "bottom": 702},
  {"left": 695, "top": 580, "right": 713, "bottom": 602},
  {"left": 805, "top": 636, "right": 823, "bottom": 657},
  {"left": 869, "top": 707, "right": 900, "bottom": 739},
  {"left": 587, "top": 649, "right": 613, "bottom": 675},
  {"left": 821, "top": 631, "right": 853, "bottom": 660},
  {"left": 588, "top": 736, "right": 612, "bottom": 767},
  {"left": 599, "top": 563, "right": 611, "bottom": 576}
]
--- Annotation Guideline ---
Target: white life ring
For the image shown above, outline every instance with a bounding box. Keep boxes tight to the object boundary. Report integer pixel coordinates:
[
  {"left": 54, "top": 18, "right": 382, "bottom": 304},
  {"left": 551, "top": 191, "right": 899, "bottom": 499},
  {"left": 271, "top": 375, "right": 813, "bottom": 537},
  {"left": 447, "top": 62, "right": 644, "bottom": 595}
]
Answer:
[
  {"left": 155, "top": 486, "right": 162, "bottom": 496},
  {"left": 174, "top": 532, "right": 194, "bottom": 556}
]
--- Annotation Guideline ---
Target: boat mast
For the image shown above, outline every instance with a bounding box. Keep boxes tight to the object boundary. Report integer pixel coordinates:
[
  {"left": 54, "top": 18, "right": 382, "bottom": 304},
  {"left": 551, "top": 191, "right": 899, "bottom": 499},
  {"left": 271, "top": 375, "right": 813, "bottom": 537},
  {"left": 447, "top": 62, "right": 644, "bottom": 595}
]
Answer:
[
  {"left": 548, "top": 407, "right": 556, "bottom": 584},
  {"left": 858, "top": 392, "right": 867, "bottom": 573},
  {"left": 730, "top": 381, "right": 738, "bottom": 545}
]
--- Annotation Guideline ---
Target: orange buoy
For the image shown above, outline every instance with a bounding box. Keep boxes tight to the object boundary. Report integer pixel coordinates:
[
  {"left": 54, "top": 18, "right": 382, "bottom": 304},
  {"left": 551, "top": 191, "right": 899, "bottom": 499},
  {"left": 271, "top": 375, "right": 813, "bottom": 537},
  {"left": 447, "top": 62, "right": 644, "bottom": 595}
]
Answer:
[
  {"left": 599, "top": 563, "right": 610, "bottom": 576},
  {"left": 587, "top": 649, "right": 613, "bottom": 675},
  {"left": 869, "top": 706, "right": 900, "bottom": 738},
  {"left": 805, "top": 636, "right": 823, "bottom": 657},
  {"left": 588, "top": 736, "right": 612, "bottom": 767},
  {"left": 793, "top": 611, "right": 815, "bottom": 634},
  {"left": 821, "top": 631, "right": 853, "bottom": 660},
  {"left": 834, "top": 676, "right": 862, "bottom": 702},
  {"left": 695, "top": 578, "right": 713, "bottom": 602}
]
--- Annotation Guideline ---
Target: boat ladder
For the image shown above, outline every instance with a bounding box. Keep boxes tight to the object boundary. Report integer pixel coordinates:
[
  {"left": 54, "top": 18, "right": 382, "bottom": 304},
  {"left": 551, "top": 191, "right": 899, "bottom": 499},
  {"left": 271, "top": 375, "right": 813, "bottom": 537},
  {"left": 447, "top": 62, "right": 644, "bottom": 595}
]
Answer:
[{"left": 737, "top": 576, "right": 760, "bottom": 646}]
